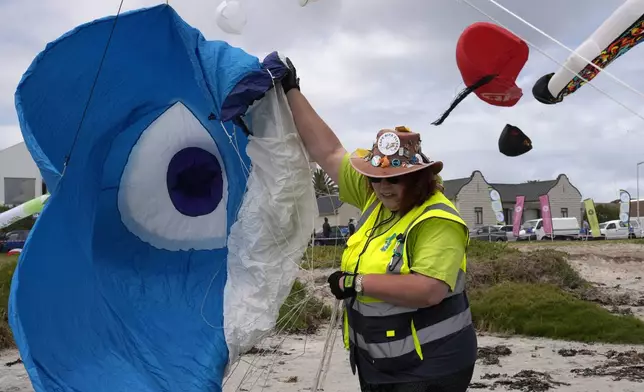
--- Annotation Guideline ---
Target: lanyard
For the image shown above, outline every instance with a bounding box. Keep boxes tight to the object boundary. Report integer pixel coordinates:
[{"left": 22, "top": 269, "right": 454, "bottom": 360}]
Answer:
[{"left": 347, "top": 204, "right": 398, "bottom": 373}]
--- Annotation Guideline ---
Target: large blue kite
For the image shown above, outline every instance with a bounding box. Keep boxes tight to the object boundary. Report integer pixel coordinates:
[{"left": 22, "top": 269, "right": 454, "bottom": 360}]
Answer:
[{"left": 9, "top": 4, "right": 316, "bottom": 392}]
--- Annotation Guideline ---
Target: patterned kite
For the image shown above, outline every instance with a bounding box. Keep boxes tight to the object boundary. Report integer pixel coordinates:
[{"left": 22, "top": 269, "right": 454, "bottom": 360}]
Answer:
[{"left": 533, "top": 0, "right": 644, "bottom": 104}]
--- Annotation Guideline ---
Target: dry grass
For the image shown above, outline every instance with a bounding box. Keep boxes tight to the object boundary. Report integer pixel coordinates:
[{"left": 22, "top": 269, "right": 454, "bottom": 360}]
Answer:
[
  {"left": 466, "top": 241, "right": 586, "bottom": 293},
  {"left": 300, "top": 246, "right": 343, "bottom": 270},
  {"left": 276, "top": 279, "right": 332, "bottom": 334},
  {"left": 0, "top": 254, "right": 18, "bottom": 349}
]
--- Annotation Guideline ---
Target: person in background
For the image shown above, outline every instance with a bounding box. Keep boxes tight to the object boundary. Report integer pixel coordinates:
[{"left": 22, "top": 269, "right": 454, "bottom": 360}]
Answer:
[
  {"left": 348, "top": 218, "right": 356, "bottom": 237},
  {"left": 582, "top": 219, "right": 590, "bottom": 240},
  {"left": 279, "top": 57, "right": 476, "bottom": 392},
  {"left": 323, "top": 217, "right": 331, "bottom": 239}
]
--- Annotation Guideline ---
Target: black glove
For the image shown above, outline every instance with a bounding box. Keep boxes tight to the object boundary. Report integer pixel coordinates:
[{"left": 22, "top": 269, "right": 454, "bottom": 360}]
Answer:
[
  {"left": 327, "top": 271, "right": 357, "bottom": 300},
  {"left": 280, "top": 56, "right": 300, "bottom": 94}
]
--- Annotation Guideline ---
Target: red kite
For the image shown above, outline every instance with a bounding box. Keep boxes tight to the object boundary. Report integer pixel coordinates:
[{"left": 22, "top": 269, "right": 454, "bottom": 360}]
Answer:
[{"left": 433, "top": 22, "right": 529, "bottom": 125}]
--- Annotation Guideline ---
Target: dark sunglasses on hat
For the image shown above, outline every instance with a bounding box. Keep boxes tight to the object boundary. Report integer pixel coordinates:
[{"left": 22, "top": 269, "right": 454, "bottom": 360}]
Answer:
[{"left": 368, "top": 176, "right": 402, "bottom": 184}]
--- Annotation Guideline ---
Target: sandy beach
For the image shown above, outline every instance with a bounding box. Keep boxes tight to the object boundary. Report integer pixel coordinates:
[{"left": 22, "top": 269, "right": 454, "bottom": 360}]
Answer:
[{"left": 2, "top": 241, "right": 644, "bottom": 392}]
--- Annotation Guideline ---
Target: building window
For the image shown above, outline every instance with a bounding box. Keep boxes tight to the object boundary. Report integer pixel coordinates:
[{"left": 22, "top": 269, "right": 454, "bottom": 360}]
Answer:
[
  {"left": 4, "top": 178, "right": 36, "bottom": 206},
  {"left": 475, "top": 207, "right": 483, "bottom": 225},
  {"left": 503, "top": 208, "right": 512, "bottom": 224},
  {"left": 561, "top": 208, "right": 568, "bottom": 218}
]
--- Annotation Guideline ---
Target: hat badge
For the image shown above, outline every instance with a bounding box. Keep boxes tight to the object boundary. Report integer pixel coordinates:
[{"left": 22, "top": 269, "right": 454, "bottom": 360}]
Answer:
[{"left": 377, "top": 132, "right": 401, "bottom": 156}]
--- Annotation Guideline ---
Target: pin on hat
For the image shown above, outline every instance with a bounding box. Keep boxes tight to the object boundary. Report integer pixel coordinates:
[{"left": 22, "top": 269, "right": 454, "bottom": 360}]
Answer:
[
  {"left": 350, "top": 126, "right": 443, "bottom": 178},
  {"left": 498, "top": 124, "right": 532, "bottom": 157}
]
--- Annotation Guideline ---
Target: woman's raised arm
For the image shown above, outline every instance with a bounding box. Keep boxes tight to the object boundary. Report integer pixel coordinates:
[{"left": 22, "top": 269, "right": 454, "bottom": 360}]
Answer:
[{"left": 281, "top": 58, "right": 346, "bottom": 184}]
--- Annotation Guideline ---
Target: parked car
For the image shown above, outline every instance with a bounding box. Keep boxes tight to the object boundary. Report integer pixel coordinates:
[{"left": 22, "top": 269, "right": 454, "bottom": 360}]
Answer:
[
  {"left": 0, "top": 229, "right": 30, "bottom": 253},
  {"left": 520, "top": 218, "right": 580, "bottom": 241},
  {"left": 596, "top": 219, "right": 643, "bottom": 239},
  {"left": 517, "top": 221, "right": 538, "bottom": 241},
  {"left": 497, "top": 225, "right": 517, "bottom": 241},
  {"left": 312, "top": 225, "right": 348, "bottom": 246},
  {"left": 634, "top": 219, "right": 644, "bottom": 238},
  {"left": 470, "top": 225, "right": 507, "bottom": 242}
]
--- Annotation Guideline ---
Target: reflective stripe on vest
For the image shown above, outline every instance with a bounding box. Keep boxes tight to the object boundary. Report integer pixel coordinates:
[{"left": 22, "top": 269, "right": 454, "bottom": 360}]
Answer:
[
  {"left": 350, "top": 270, "right": 467, "bottom": 317},
  {"left": 355, "top": 199, "right": 379, "bottom": 232},
  {"left": 347, "top": 308, "right": 472, "bottom": 359}
]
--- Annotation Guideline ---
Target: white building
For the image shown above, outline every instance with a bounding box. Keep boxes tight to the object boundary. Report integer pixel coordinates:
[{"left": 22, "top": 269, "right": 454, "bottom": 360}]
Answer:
[
  {"left": 443, "top": 171, "right": 583, "bottom": 229},
  {"left": 0, "top": 142, "right": 46, "bottom": 206}
]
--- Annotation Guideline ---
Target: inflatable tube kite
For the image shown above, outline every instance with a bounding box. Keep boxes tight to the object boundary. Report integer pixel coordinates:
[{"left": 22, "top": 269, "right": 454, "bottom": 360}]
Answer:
[{"left": 533, "top": 0, "right": 644, "bottom": 104}]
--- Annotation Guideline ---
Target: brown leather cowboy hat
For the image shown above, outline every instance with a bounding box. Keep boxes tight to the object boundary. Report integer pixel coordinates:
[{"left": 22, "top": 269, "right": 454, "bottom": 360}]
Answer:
[{"left": 349, "top": 126, "right": 443, "bottom": 178}]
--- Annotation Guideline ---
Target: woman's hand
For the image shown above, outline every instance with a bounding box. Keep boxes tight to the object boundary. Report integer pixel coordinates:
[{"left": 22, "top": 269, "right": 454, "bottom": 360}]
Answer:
[
  {"left": 281, "top": 57, "right": 300, "bottom": 94},
  {"left": 326, "top": 270, "right": 448, "bottom": 307},
  {"left": 327, "top": 271, "right": 357, "bottom": 300}
]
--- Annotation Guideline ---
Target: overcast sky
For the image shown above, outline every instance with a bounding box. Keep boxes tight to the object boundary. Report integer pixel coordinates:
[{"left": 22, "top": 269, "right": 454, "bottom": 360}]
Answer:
[{"left": 1, "top": 0, "right": 643, "bottom": 202}]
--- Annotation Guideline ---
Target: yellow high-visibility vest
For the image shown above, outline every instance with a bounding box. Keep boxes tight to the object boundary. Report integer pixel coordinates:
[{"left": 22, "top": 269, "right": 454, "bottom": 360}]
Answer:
[{"left": 341, "top": 191, "right": 471, "bottom": 373}]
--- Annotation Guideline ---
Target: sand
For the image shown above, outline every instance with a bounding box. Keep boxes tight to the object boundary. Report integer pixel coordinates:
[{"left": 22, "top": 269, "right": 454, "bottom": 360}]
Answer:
[
  {"left": 2, "top": 241, "right": 644, "bottom": 392},
  {"left": 520, "top": 242, "right": 644, "bottom": 320}
]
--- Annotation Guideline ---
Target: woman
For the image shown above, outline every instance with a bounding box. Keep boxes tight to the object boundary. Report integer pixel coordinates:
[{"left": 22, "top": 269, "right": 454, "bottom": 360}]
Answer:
[{"left": 280, "top": 58, "right": 477, "bottom": 392}]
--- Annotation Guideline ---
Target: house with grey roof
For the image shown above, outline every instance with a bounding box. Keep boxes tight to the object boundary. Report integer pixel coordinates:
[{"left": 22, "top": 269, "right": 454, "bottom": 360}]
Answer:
[
  {"left": 443, "top": 171, "right": 582, "bottom": 229},
  {"left": 314, "top": 194, "right": 361, "bottom": 233}
]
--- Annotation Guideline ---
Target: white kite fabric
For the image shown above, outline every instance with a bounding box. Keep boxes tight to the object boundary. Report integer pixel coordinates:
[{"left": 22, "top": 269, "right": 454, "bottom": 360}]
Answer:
[{"left": 224, "top": 86, "right": 317, "bottom": 370}]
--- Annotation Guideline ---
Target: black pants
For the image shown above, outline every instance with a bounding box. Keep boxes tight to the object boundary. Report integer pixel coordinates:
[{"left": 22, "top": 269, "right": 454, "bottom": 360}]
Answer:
[{"left": 358, "top": 365, "right": 475, "bottom": 392}]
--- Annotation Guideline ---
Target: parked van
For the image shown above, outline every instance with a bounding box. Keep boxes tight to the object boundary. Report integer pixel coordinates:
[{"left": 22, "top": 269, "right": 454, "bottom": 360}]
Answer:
[
  {"left": 598, "top": 219, "right": 642, "bottom": 239},
  {"left": 520, "top": 217, "right": 580, "bottom": 241}
]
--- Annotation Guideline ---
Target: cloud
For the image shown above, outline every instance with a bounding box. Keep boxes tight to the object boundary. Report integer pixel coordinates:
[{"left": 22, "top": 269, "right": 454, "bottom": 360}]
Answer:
[
  {"left": 0, "top": 0, "right": 643, "bottom": 203},
  {"left": 0, "top": 125, "right": 23, "bottom": 150}
]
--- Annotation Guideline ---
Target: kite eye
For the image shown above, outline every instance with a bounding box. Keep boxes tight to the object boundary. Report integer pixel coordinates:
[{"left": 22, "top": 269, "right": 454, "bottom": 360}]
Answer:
[
  {"left": 118, "top": 102, "right": 229, "bottom": 251},
  {"left": 166, "top": 147, "right": 223, "bottom": 217}
]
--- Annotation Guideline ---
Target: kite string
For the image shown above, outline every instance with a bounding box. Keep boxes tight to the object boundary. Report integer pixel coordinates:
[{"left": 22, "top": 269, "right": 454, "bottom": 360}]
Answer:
[
  {"left": 63, "top": 0, "right": 125, "bottom": 174},
  {"left": 209, "top": 64, "right": 344, "bottom": 392},
  {"left": 481, "top": 0, "right": 644, "bottom": 102},
  {"left": 457, "top": 0, "right": 644, "bottom": 126},
  {"left": 223, "top": 108, "right": 343, "bottom": 392},
  {"left": 311, "top": 299, "right": 341, "bottom": 392},
  {"left": 201, "top": 77, "right": 318, "bottom": 332}
]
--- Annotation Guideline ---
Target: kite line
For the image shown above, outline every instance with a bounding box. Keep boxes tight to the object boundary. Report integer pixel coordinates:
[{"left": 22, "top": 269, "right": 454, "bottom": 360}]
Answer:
[
  {"left": 63, "top": 0, "right": 125, "bottom": 175},
  {"left": 458, "top": 0, "right": 644, "bottom": 128},
  {"left": 481, "top": 0, "right": 644, "bottom": 102}
]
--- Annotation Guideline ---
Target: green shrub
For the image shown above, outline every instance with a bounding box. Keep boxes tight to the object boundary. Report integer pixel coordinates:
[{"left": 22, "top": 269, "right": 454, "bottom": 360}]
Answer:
[
  {"left": 0, "top": 254, "right": 18, "bottom": 349},
  {"left": 471, "top": 282, "right": 644, "bottom": 344},
  {"left": 276, "top": 279, "right": 332, "bottom": 334}
]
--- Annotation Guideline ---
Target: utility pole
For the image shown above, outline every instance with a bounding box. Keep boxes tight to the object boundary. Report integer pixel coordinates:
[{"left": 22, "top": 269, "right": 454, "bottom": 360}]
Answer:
[{"left": 638, "top": 161, "right": 644, "bottom": 230}]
